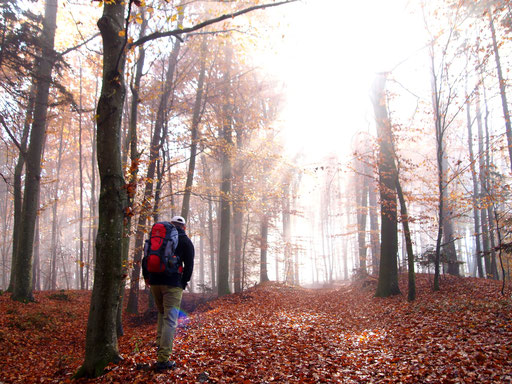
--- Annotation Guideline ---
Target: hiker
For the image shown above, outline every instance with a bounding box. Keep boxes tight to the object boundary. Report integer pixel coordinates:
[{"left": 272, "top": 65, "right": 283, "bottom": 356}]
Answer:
[{"left": 142, "top": 215, "right": 195, "bottom": 371}]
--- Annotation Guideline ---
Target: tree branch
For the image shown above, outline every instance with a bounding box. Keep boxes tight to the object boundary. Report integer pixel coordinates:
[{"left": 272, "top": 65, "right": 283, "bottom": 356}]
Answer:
[
  {"left": 0, "top": 115, "right": 23, "bottom": 154},
  {"left": 130, "top": 0, "right": 299, "bottom": 48},
  {"left": 59, "top": 33, "right": 100, "bottom": 57}
]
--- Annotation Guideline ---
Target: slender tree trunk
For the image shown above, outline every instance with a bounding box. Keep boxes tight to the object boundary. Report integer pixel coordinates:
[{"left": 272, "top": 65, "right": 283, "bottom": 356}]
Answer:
[
  {"left": 7, "top": 82, "right": 34, "bottom": 292},
  {"left": 217, "top": 44, "right": 233, "bottom": 297},
  {"left": 395, "top": 176, "right": 415, "bottom": 301},
  {"left": 12, "top": 0, "right": 58, "bottom": 301},
  {"left": 50, "top": 120, "right": 65, "bottom": 290},
  {"left": 32, "top": 216, "right": 40, "bottom": 291},
  {"left": 355, "top": 162, "right": 369, "bottom": 275},
  {"left": 182, "top": 37, "right": 207, "bottom": 221},
  {"left": 372, "top": 74, "right": 400, "bottom": 297},
  {"left": 368, "top": 176, "right": 379, "bottom": 274},
  {"left": 260, "top": 214, "right": 270, "bottom": 283},
  {"left": 76, "top": 1, "right": 127, "bottom": 377},
  {"left": 466, "top": 89, "right": 484, "bottom": 278},
  {"left": 488, "top": 8, "right": 512, "bottom": 173},
  {"left": 127, "top": 36, "right": 181, "bottom": 314},
  {"left": 123, "top": 10, "right": 148, "bottom": 312},
  {"left": 476, "top": 93, "right": 498, "bottom": 279},
  {"left": 233, "top": 200, "right": 243, "bottom": 293},
  {"left": 79, "top": 65, "right": 85, "bottom": 289}
]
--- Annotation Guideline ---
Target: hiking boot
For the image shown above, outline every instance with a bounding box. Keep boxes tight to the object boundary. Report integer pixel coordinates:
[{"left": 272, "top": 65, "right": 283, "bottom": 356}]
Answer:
[{"left": 155, "top": 360, "right": 176, "bottom": 371}]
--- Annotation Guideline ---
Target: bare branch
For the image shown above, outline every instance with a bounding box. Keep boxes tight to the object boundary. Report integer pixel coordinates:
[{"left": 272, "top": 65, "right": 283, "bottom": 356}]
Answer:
[
  {"left": 0, "top": 115, "right": 23, "bottom": 154},
  {"left": 59, "top": 33, "right": 100, "bottom": 57},
  {"left": 130, "top": 0, "right": 299, "bottom": 48}
]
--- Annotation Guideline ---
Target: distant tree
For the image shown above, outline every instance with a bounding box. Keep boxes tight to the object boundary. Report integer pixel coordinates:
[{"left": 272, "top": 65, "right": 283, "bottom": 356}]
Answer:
[
  {"left": 12, "top": 0, "right": 58, "bottom": 302},
  {"left": 217, "top": 43, "right": 233, "bottom": 297}
]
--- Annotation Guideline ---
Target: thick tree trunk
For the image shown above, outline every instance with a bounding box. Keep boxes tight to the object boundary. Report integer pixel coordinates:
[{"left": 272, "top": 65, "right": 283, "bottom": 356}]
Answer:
[
  {"left": 75, "top": 2, "right": 127, "bottom": 377},
  {"left": 12, "top": 0, "right": 58, "bottom": 301},
  {"left": 182, "top": 38, "right": 207, "bottom": 222},
  {"left": 372, "top": 74, "right": 400, "bottom": 298}
]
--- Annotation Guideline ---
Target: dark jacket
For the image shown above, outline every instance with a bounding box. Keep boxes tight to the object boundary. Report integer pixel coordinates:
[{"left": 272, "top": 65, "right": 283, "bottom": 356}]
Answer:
[{"left": 143, "top": 226, "right": 194, "bottom": 289}]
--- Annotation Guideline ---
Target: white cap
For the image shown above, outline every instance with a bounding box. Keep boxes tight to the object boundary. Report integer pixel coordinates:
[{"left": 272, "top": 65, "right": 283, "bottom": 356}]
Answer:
[{"left": 171, "top": 215, "right": 186, "bottom": 225}]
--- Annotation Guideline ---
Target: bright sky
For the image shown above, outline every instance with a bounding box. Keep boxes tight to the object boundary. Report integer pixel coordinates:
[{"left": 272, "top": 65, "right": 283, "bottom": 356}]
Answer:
[{"left": 256, "top": 0, "right": 427, "bottom": 163}]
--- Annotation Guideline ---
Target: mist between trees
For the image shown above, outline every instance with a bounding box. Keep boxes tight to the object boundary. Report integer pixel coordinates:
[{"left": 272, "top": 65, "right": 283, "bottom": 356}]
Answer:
[{"left": 0, "top": 0, "right": 511, "bottom": 363}]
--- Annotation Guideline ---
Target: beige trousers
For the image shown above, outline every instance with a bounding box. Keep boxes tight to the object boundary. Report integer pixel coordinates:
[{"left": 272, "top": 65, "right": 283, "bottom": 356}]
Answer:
[{"left": 150, "top": 285, "right": 183, "bottom": 362}]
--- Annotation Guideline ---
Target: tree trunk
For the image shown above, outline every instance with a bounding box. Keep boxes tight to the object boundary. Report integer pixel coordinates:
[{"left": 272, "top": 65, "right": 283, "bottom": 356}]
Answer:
[
  {"left": 368, "top": 176, "right": 379, "bottom": 275},
  {"left": 50, "top": 120, "right": 65, "bottom": 290},
  {"left": 79, "top": 65, "right": 85, "bottom": 289},
  {"left": 476, "top": 93, "right": 498, "bottom": 279},
  {"left": 122, "top": 11, "right": 147, "bottom": 313},
  {"left": 260, "top": 214, "right": 270, "bottom": 283},
  {"left": 465, "top": 89, "right": 484, "bottom": 278},
  {"left": 127, "top": 36, "right": 181, "bottom": 314},
  {"left": 182, "top": 37, "right": 207, "bottom": 221},
  {"left": 75, "top": 1, "right": 127, "bottom": 377},
  {"left": 355, "top": 160, "right": 369, "bottom": 275},
  {"left": 7, "top": 82, "right": 34, "bottom": 292},
  {"left": 372, "top": 74, "right": 400, "bottom": 298},
  {"left": 488, "top": 8, "right": 512, "bottom": 173},
  {"left": 12, "top": 0, "right": 58, "bottom": 302},
  {"left": 32, "top": 216, "right": 40, "bottom": 291},
  {"left": 217, "top": 44, "right": 233, "bottom": 297},
  {"left": 395, "top": 176, "right": 415, "bottom": 301}
]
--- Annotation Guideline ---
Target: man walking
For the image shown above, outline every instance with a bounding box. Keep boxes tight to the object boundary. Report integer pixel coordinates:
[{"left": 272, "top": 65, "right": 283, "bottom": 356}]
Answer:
[{"left": 142, "top": 215, "right": 194, "bottom": 370}]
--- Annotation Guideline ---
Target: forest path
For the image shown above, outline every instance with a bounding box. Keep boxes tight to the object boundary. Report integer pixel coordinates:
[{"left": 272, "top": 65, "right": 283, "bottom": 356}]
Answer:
[{"left": 0, "top": 276, "right": 511, "bottom": 383}]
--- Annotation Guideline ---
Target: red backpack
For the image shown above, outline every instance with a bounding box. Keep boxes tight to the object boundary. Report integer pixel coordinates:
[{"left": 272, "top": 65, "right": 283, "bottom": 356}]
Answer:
[{"left": 142, "top": 221, "right": 182, "bottom": 275}]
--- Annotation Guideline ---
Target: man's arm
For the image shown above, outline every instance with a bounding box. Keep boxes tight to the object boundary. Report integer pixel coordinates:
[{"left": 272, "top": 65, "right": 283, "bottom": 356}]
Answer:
[{"left": 181, "top": 237, "right": 195, "bottom": 289}]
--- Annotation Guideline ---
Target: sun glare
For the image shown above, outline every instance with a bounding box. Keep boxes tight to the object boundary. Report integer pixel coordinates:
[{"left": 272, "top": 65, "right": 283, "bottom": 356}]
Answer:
[{"left": 255, "top": 0, "right": 427, "bottom": 163}]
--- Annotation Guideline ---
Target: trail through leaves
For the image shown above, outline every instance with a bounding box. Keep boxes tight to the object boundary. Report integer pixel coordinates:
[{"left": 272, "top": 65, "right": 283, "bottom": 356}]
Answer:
[{"left": 1, "top": 275, "right": 511, "bottom": 383}]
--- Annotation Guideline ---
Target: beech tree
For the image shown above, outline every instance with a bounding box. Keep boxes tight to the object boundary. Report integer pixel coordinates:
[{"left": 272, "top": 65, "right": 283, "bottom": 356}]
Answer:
[
  {"left": 371, "top": 74, "right": 400, "bottom": 298},
  {"left": 76, "top": 0, "right": 297, "bottom": 376},
  {"left": 12, "top": 0, "right": 58, "bottom": 302}
]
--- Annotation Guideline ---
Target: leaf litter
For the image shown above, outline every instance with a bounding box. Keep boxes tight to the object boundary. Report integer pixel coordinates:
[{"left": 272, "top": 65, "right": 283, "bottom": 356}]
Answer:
[{"left": 0, "top": 275, "right": 511, "bottom": 383}]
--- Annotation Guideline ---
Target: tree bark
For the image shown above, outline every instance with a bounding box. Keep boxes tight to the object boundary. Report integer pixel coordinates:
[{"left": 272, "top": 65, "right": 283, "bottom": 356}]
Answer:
[
  {"left": 12, "top": 0, "right": 58, "bottom": 301},
  {"left": 75, "top": 1, "right": 127, "bottom": 377},
  {"left": 7, "top": 82, "right": 34, "bottom": 292},
  {"left": 372, "top": 74, "right": 400, "bottom": 298}
]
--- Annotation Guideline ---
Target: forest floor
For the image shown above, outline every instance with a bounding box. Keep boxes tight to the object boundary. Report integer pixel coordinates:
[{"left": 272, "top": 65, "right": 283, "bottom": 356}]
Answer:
[{"left": 1, "top": 275, "right": 511, "bottom": 383}]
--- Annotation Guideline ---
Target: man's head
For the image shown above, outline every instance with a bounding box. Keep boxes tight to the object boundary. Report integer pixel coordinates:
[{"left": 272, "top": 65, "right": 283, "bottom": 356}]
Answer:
[{"left": 171, "top": 215, "right": 186, "bottom": 229}]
